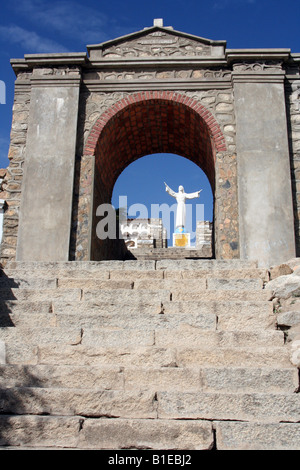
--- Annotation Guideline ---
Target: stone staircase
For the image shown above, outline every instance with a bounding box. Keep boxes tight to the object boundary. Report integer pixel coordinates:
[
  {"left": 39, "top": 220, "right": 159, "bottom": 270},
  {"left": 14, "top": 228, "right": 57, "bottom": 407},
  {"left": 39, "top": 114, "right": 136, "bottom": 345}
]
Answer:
[{"left": 0, "top": 259, "right": 299, "bottom": 450}]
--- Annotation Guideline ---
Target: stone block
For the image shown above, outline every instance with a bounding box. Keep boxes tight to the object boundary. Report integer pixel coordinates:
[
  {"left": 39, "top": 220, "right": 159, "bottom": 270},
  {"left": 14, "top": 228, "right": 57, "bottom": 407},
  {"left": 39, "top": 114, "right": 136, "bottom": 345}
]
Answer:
[
  {"left": 57, "top": 279, "right": 133, "bottom": 289},
  {"left": 200, "top": 366, "right": 298, "bottom": 393},
  {"left": 0, "top": 388, "right": 157, "bottom": 418},
  {"left": 172, "top": 289, "right": 271, "bottom": 302},
  {"left": 0, "top": 364, "right": 124, "bottom": 390},
  {"left": 206, "top": 278, "right": 263, "bottom": 290},
  {"left": 0, "top": 278, "right": 57, "bottom": 289},
  {"left": 0, "top": 415, "right": 80, "bottom": 448},
  {"left": 133, "top": 278, "right": 207, "bottom": 290},
  {"left": 176, "top": 346, "right": 291, "bottom": 368},
  {"left": 215, "top": 421, "right": 300, "bottom": 450},
  {"left": 78, "top": 418, "right": 213, "bottom": 450},
  {"left": 157, "top": 391, "right": 300, "bottom": 422},
  {"left": 81, "top": 328, "right": 155, "bottom": 348},
  {"left": 155, "top": 327, "right": 283, "bottom": 348},
  {"left": 277, "top": 310, "right": 300, "bottom": 327},
  {"left": 82, "top": 288, "right": 171, "bottom": 303},
  {"left": 109, "top": 270, "right": 164, "bottom": 280},
  {"left": 0, "top": 288, "right": 82, "bottom": 301},
  {"left": 37, "top": 345, "right": 177, "bottom": 368}
]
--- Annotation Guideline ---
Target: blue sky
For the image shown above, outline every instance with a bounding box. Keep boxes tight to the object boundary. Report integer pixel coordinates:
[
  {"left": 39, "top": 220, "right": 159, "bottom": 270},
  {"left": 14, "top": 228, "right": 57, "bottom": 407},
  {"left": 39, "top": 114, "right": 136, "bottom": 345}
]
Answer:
[{"left": 0, "top": 0, "right": 299, "bottom": 243}]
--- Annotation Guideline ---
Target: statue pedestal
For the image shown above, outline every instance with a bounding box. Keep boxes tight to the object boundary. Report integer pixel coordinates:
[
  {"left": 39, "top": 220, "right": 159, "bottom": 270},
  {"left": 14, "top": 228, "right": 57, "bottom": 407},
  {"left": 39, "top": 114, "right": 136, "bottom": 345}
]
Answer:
[{"left": 173, "top": 232, "right": 191, "bottom": 248}]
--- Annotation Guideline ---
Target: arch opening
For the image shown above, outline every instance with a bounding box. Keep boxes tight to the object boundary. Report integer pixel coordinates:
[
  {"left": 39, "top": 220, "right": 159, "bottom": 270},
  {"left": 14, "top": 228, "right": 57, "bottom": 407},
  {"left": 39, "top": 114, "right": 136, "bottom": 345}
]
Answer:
[
  {"left": 112, "top": 153, "right": 214, "bottom": 251},
  {"left": 83, "top": 92, "right": 226, "bottom": 260}
]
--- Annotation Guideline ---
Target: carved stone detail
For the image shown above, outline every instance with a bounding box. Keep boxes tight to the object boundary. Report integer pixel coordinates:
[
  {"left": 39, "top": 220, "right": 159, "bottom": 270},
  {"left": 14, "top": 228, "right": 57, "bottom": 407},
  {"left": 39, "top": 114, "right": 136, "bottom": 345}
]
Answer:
[
  {"left": 102, "top": 32, "right": 212, "bottom": 59},
  {"left": 232, "top": 61, "right": 283, "bottom": 73}
]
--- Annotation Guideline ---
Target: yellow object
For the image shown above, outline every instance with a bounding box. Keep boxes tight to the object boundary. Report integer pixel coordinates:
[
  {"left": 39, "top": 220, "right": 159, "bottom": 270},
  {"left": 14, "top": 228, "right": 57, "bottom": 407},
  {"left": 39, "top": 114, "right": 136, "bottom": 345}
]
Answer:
[{"left": 174, "top": 234, "right": 189, "bottom": 247}]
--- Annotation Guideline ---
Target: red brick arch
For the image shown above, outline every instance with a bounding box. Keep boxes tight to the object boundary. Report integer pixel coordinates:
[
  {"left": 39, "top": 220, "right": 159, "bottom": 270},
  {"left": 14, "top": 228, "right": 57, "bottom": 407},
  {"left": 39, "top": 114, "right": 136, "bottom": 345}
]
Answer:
[{"left": 83, "top": 91, "right": 227, "bottom": 197}]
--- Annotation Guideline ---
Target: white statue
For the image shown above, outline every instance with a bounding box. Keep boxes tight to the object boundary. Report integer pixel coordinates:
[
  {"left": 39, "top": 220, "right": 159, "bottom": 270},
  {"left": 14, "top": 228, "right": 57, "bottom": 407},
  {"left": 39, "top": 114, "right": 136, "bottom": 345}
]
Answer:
[{"left": 164, "top": 182, "right": 202, "bottom": 230}]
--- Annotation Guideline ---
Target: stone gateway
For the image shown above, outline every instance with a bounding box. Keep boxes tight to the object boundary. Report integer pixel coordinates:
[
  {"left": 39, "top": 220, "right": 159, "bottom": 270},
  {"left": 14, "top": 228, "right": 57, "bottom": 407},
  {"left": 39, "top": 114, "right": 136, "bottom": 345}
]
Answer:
[{"left": 1, "top": 20, "right": 300, "bottom": 267}]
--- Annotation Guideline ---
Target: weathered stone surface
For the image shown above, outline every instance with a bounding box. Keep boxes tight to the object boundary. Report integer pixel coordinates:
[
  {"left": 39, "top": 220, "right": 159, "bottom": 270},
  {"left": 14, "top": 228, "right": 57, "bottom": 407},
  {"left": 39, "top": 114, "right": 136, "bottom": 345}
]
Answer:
[
  {"left": 110, "top": 270, "right": 164, "bottom": 280},
  {"left": 215, "top": 421, "right": 300, "bottom": 450},
  {"left": 37, "top": 344, "right": 177, "bottom": 367},
  {"left": 0, "top": 327, "right": 82, "bottom": 346},
  {"left": 164, "top": 268, "right": 269, "bottom": 281},
  {"left": 176, "top": 346, "right": 291, "bottom": 367},
  {"left": 269, "top": 263, "right": 293, "bottom": 280},
  {"left": 78, "top": 418, "right": 214, "bottom": 450},
  {"left": 55, "top": 310, "right": 216, "bottom": 331},
  {"left": 0, "top": 415, "right": 80, "bottom": 448},
  {"left": 172, "top": 289, "right": 271, "bottom": 302},
  {"left": 158, "top": 391, "right": 300, "bottom": 422},
  {"left": 155, "top": 326, "right": 283, "bottom": 348},
  {"left": 0, "top": 388, "right": 157, "bottom": 418},
  {"left": 0, "top": 288, "right": 81, "bottom": 301},
  {"left": 57, "top": 278, "right": 133, "bottom": 289},
  {"left": 81, "top": 328, "right": 155, "bottom": 348},
  {"left": 82, "top": 288, "right": 171, "bottom": 303},
  {"left": 0, "top": 277, "right": 57, "bottom": 289},
  {"left": 123, "top": 366, "right": 297, "bottom": 393},
  {"left": 277, "top": 310, "right": 300, "bottom": 327},
  {"left": 0, "top": 341, "right": 5, "bottom": 364},
  {"left": 0, "top": 365, "right": 124, "bottom": 390},
  {"left": 133, "top": 278, "right": 207, "bottom": 290},
  {"left": 0, "top": 256, "right": 299, "bottom": 450},
  {"left": 265, "top": 273, "right": 300, "bottom": 299},
  {"left": 206, "top": 278, "right": 263, "bottom": 290}
]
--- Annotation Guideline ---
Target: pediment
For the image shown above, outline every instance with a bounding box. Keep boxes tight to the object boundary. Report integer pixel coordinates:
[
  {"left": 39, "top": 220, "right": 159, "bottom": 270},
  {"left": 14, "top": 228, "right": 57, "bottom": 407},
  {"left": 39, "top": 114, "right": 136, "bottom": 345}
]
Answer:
[{"left": 87, "top": 26, "right": 226, "bottom": 61}]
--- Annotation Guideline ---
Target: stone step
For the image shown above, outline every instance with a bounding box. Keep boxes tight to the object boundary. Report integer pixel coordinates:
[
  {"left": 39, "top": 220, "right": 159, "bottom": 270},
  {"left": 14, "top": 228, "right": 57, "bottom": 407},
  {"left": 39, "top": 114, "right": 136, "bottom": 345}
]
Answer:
[
  {"left": 175, "top": 345, "right": 291, "bottom": 368},
  {"left": 81, "top": 288, "right": 271, "bottom": 303},
  {"left": 215, "top": 421, "right": 300, "bottom": 450},
  {"left": 5, "top": 259, "right": 259, "bottom": 272},
  {"left": 25, "top": 343, "right": 292, "bottom": 368},
  {"left": 0, "top": 416, "right": 214, "bottom": 450},
  {"left": 1, "top": 306, "right": 274, "bottom": 332},
  {"left": 0, "top": 299, "right": 274, "bottom": 331},
  {"left": 0, "top": 387, "right": 299, "bottom": 423},
  {"left": 0, "top": 276, "right": 265, "bottom": 291},
  {"left": 171, "top": 289, "right": 272, "bottom": 302},
  {"left": 0, "top": 387, "right": 158, "bottom": 418},
  {"left": 3, "top": 266, "right": 269, "bottom": 281},
  {"left": 0, "top": 288, "right": 173, "bottom": 302},
  {"left": 81, "top": 327, "right": 284, "bottom": 348},
  {"left": 157, "top": 391, "right": 300, "bottom": 423},
  {"left": 133, "top": 278, "right": 263, "bottom": 290},
  {"left": 0, "top": 288, "right": 82, "bottom": 302},
  {"left": 162, "top": 268, "right": 269, "bottom": 280},
  {"left": 0, "top": 325, "right": 283, "bottom": 349},
  {"left": 1, "top": 415, "right": 299, "bottom": 450},
  {"left": 54, "top": 310, "right": 217, "bottom": 331},
  {"left": 0, "top": 365, "right": 297, "bottom": 393}
]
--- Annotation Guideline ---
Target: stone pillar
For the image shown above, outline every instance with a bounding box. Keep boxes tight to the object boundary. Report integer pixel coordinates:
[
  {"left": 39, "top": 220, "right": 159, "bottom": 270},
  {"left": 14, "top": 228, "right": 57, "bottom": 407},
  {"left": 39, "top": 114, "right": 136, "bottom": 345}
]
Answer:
[
  {"left": 16, "top": 73, "right": 81, "bottom": 261},
  {"left": 232, "top": 57, "right": 296, "bottom": 266}
]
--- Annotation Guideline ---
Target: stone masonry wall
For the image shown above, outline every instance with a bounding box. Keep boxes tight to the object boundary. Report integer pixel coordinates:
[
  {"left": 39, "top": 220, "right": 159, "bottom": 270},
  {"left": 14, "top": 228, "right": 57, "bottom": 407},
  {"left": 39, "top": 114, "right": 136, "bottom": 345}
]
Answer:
[
  {"left": 285, "top": 66, "right": 300, "bottom": 256},
  {"left": 0, "top": 74, "right": 31, "bottom": 265}
]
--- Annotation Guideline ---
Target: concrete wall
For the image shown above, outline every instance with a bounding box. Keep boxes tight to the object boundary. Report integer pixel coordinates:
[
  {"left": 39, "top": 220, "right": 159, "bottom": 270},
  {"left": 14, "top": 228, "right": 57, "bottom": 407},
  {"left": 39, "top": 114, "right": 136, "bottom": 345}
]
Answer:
[
  {"left": 16, "top": 76, "right": 81, "bottom": 261},
  {"left": 234, "top": 72, "right": 296, "bottom": 266}
]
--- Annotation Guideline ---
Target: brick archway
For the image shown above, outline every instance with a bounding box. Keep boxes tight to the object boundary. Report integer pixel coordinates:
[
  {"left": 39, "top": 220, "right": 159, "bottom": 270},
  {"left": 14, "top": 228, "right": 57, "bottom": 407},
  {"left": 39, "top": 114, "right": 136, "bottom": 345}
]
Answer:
[
  {"left": 84, "top": 91, "right": 227, "bottom": 197},
  {"left": 73, "top": 91, "right": 236, "bottom": 261}
]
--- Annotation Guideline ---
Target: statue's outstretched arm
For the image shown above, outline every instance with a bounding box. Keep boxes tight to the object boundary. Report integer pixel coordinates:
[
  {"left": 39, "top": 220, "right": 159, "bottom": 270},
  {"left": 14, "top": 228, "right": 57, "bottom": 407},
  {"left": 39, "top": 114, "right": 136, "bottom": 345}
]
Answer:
[
  {"left": 164, "top": 182, "right": 176, "bottom": 198},
  {"left": 185, "top": 189, "right": 202, "bottom": 199}
]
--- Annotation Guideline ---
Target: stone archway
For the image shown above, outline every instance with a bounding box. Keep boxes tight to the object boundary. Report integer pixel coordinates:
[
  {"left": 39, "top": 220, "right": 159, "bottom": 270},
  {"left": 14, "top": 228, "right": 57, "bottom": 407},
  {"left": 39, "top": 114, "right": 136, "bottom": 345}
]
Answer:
[{"left": 72, "top": 91, "right": 239, "bottom": 261}]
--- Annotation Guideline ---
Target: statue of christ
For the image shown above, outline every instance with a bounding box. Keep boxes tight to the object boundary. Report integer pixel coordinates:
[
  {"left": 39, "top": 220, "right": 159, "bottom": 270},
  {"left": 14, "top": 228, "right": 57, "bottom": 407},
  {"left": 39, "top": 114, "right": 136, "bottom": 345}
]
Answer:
[{"left": 164, "top": 182, "right": 202, "bottom": 231}]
